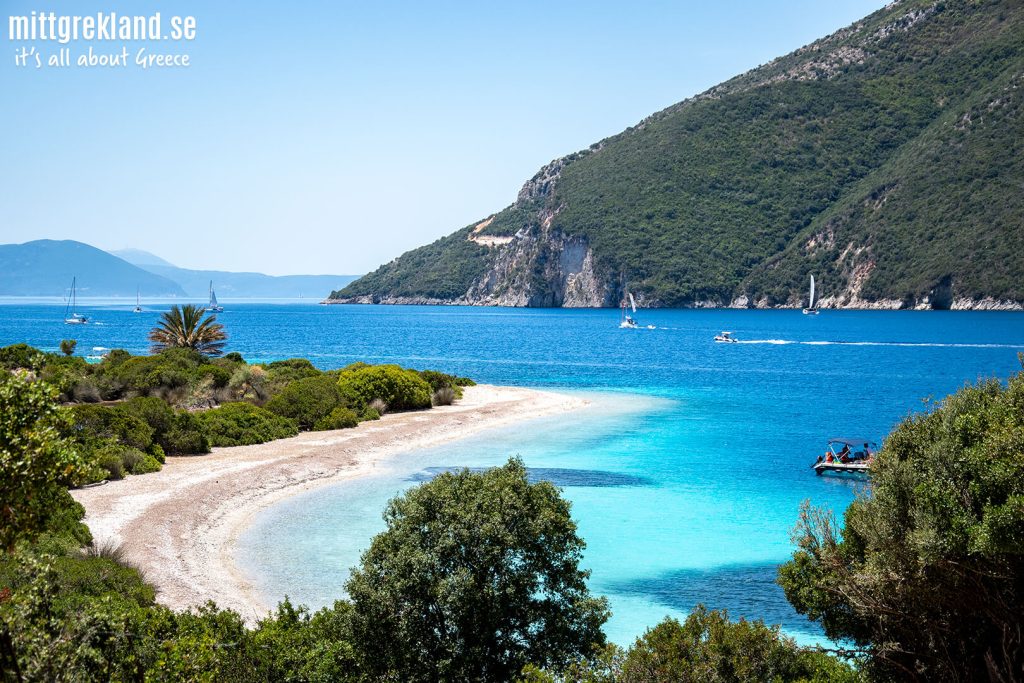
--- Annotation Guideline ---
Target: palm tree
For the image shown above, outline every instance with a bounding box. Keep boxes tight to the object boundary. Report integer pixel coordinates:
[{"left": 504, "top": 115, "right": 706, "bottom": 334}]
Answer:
[{"left": 149, "top": 304, "right": 227, "bottom": 356}]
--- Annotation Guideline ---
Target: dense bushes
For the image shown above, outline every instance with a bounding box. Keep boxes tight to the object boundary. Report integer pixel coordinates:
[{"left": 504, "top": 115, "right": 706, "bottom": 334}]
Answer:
[
  {"left": 195, "top": 403, "right": 299, "bottom": 447},
  {"left": 337, "top": 365, "right": 432, "bottom": 412},
  {"left": 1, "top": 344, "right": 471, "bottom": 485},
  {"left": 265, "top": 375, "right": 347, "bottom": 430}
]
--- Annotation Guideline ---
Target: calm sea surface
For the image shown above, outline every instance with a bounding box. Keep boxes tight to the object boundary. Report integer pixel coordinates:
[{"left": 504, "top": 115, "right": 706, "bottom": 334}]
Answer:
[{"left": 3, "top": 300, "right": 1023, "bottom": 644}]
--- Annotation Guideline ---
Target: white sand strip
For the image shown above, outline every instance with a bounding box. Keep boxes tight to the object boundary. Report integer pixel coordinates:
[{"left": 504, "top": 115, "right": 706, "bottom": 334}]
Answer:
[{"left": 71, "top": 385, "right": 588, "bottom": 621}]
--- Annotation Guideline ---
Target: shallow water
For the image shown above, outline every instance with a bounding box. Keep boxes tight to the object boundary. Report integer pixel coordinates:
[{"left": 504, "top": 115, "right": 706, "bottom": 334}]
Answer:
[{"left": 4, "top": 302, "right": 1023, "bottom": 644}]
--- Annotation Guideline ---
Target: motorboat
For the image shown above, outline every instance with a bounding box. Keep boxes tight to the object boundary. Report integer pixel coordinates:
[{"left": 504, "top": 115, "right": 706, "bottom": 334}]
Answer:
[
  {"left": 714, "top": 331, "right": 738, "bottom": 343},
  {"left": 63, "top": 277, "right": 88, "bottom": 324},
  {"left": 812, "top": 437, "right": 876, "bottom": 476},
  {"left": 802, "top": 274, "right": 819, "bottom": 315}
]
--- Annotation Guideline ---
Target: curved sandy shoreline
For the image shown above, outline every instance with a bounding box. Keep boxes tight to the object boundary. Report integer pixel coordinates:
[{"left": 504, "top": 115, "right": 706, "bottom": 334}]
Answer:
[{"left": 71, "top": 385, "right": 589, "bottom": 622}]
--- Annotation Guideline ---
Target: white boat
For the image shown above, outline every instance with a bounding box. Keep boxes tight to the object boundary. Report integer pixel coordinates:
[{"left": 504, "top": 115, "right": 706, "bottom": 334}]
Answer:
[
  {"left": 620, "top": 292, "right": 639, "bottom": 329},
  {"left": 619, "top": 292, "right": 655, "bottom": 329},
  {"left": 63, "top": 277, "right": 88, "bottom": 324},
  {"left": 206, "top": 281, "right": 224, "bottom": 312},
  {"left": 133, "top": 287, "right": 142, "bottom": 313},
  {"left": 812, "top": 438, "right": 876, "bottom": 476},
  {"left": 802, "top": 275, "right": 819, "bottom": 315},
  {"left": 714, "top": 330, "right": 738, "bottom": 343}
]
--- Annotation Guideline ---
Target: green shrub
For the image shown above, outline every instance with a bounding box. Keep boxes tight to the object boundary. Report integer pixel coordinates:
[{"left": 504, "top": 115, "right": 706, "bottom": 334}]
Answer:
[
  {"left": 0, "top": 343, "right": 43, "bottom": 370},
  {"left": 68, "top": 404, "right": 154, "bottom": 452},
  {"left": 313, "top": 406, "right": 360, "bottom": 431},
  {"left": 162, "top": 412, "right": 210, "bottom": 455},
  {"left": 195, "top": 403, "right": 298, "bottom": 447},
  {"left": 197, "top": 364, "right": 231, "bottom": 388},
  {"left": 132, "top": 454, "right": 162, "bottom": 475},
  {"left": 265, "top": 375, "right": 347, "bottom": 429},
  {"left": 337, "top": 365, "right": 432, "bottom": 412},
  {"left": 360, "top": 407, "right": 381, "bottom": 422},
  {"left": 150, "top": 443, "right": 166, "bottom": 464},
  {"left": 418, "top": 370, "right": 475, "bottom": 398},
  {"left": 96, "top": 448, "right": 125, "bottom": 480}
]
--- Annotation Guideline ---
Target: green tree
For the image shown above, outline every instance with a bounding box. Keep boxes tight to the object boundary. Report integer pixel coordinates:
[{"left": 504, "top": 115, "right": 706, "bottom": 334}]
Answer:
[
  {"left": 779, "top": 369, "right": 1024, "bottom": 681},
  {"left": 58, "top": 340, "right": 76, "bottom": 357},
  {"left": 0, "top": 374, "right": 84, "bottom": 551},
  {"left": 148, "top": 304, "right": 227, "bottom": 357},
  {"left": 347, "top": 458, "right": 609, "bottom": 682}
]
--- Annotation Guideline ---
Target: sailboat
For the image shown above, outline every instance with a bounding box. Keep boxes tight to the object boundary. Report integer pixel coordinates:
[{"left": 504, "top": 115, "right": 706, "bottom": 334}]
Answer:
[
  {"left": 133, "top": 287, "right": 142, "bottom": 313},
  {"left": 619, "top": 292, "right": 655, "bottom": 329},
  {"left": 206, "top": 281, "right": 224, "bottom": 312},
  {"left": 619, "top": 292, "right": 639, "bottom": 328},
  {"left": 63, "top": 277, "right": 88, "bottom": 324},
  {"left": 802, "top": 274, "right": 819, "bottom": 315}
]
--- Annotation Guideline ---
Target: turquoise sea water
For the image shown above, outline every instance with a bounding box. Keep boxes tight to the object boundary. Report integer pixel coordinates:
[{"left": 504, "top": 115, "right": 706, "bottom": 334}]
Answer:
[{"left": 3, "top": 301, "right": 1024, "bottom": 644}]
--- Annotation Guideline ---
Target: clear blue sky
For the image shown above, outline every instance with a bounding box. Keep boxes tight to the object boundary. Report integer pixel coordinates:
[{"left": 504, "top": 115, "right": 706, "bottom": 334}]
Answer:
[{"left": 2, "top": 0, "right": 887, "bottom": 275}]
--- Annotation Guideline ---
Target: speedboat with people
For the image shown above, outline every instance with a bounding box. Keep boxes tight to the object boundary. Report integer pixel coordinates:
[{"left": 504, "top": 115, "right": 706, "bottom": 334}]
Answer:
[
  {"left": 714, "top": 331, "right": 738, "bottom": 343},
  {"left": 812, "top": 437, "right": 876, "bottom": 476}
]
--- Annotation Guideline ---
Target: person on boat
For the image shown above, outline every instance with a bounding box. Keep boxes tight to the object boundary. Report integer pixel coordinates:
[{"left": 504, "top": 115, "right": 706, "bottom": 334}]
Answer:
[{"left": 825, "top": 452, "right": 834, "bottom": 464}]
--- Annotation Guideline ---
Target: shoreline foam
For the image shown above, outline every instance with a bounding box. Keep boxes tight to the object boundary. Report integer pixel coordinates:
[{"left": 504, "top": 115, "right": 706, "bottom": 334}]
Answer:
[{"left": 71, "top": 384, "right": 589, "bottom": 621}]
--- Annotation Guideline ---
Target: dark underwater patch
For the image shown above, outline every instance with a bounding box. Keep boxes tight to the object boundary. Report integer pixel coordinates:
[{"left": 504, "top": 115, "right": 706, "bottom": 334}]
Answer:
[
  {"left": 409, "top": 466, "right": 652, "bottom": 488},
  {"left": 610, "top": 563, "right": 822, "bottom": 636}
]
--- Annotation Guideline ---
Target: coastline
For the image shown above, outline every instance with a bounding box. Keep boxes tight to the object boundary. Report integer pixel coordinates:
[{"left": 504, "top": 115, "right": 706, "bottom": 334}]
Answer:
[{"left": 71, "top": 384, "right": 589, "bottom": 622}]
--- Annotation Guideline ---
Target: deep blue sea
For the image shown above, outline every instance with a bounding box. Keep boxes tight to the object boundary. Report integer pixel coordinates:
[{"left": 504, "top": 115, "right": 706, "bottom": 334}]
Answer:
[{"left": 3, "top": 300, "right": 1023, "bottom": 645}]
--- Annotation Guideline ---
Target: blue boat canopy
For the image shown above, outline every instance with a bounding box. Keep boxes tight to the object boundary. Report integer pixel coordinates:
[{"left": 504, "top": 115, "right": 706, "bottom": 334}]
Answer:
[{"left": 828, "top": 437, "right": 876, "bottom": 446}]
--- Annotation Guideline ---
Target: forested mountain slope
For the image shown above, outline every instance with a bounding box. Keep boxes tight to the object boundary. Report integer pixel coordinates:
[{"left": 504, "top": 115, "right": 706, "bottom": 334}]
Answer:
[{"left": 332, "top": 0, "right": 1024, "bottom": 309}]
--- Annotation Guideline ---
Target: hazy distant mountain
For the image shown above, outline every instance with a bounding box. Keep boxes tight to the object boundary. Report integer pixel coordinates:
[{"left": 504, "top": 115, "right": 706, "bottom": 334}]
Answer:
[
  {"left": 112, "top": 249, "right": 359, "bottom": 298},
  {"left": 0, "top": 240, "right": 186, "bottom": 296},
  {"left": 109, "top": 248, "right": 176, "bottom": 269}
]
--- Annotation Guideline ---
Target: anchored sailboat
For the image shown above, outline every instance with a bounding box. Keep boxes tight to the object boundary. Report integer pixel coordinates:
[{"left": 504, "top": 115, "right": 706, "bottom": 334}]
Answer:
[
  {"left": 206, "top": 281, "right": 224, "bottom": 312},
  {"left": 63, "top": 277, "right": 88, "bottom": 325},
  {"left": 133, "top": 287, "right": 142, "bottom": 313},
  {"left": 802, "top": 275, "right": 819, "bottom": 315}
]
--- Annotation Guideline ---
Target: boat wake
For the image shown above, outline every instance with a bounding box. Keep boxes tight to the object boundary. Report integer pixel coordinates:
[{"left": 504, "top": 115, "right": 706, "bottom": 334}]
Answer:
[{"left": 736, "top": 339, "right": 1024, "bottom": 349}]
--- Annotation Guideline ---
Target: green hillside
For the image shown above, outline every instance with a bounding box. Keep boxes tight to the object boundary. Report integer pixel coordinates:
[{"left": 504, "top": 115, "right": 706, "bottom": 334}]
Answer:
[{"left": 335, "top": 0, "right": 1024, "bottom": 308}]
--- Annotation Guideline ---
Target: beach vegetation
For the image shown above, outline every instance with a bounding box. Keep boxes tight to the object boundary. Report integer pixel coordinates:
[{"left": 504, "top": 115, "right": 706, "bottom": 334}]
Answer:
[
  {"left": 265, "top": 375, "right": 347, "bottom": 429},
  {"left": 346, "top": 457, "right": 609, "bottom": 682},
  {"left": 313, "top": 406, "right": 360, "bottom": 431},
  {"left": 520, "top": 607, "right": 862, "bottom": 682},
  {"left": 336, "top": 364, "right": 432, "bottom": 412},
  {"left": 59, "top": 339, "right": 76, "bottom": 357},
  {"left": 0, "top": 373, "right": 85, "bottom": 551},
  {"left": 194, "top": 402, "right": 299, "bottom": 447},
  {"left": 148, "top": 304, "right": 227, "bottom": 357},
  {"left": 779, "top": 368, "right": 1024, "bottom": 680},
  {"left": 431, "top": 386, "right": 456, "bottom": 406}
]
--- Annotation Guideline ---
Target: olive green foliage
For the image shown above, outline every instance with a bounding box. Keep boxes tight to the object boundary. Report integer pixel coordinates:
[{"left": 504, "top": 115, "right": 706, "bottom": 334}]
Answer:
[
  {"left": 313, "top": 406, "right": 360, "bottom": 431},
  {"left": 265, "top": 375, "right": 347, "bottom": 429},
  {"left": 59, "top": 339, "right": 76, "bottom": 357},
  {"left": 0, "top": 374, "right": 84, "bottom": 551},
  {"left": 335, "top": 1, "right": 1024, "bottom": 307},
  {"left": 418, "top": 369, "right": 475, "bottom": 398},
  {"left": 261, "top": 358, "right": 324, "bottom": 396},
  {"left": 0, "top": 343, "right": 43, "bottom": 371},
  {"left": 148, "top": 304, "right": 228, "bottom": 356},
  {"left": 779, "top": 369, "right": 1024, "bottom": 681},
  {"left": 519, "top": 608, "right": 860, "bottom": 683},
  {"left": 194, "top": 402, "right": 298, "bottom": 447},
  {"left": 347, "top": 458, "right": 609, "bottom": 682},
  {"left": 337, "top": 364, "right": 432, "bottom": 412}
]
